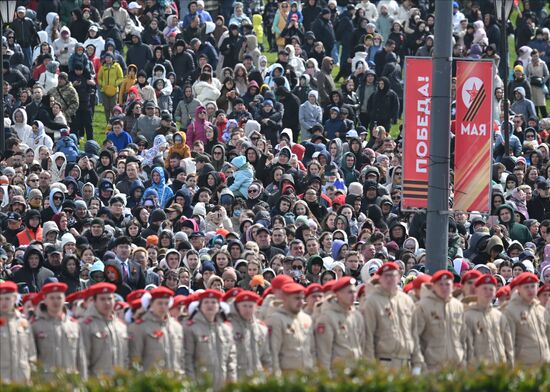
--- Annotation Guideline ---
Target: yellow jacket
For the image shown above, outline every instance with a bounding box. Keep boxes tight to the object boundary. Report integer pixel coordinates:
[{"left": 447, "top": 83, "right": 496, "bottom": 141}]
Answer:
[{"left": 98, "top": 62, "right": 123, "bottom": 94}]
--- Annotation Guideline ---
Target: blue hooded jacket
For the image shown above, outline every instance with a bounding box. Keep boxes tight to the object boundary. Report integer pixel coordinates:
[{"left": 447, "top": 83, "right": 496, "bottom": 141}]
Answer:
[{"left": 145, "top": 167, "right": 174, "bottom": 208}]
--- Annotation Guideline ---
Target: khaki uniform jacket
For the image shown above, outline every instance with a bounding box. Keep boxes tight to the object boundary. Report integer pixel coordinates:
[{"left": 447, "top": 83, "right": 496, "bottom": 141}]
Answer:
[
  {"left": 183, "top": 312, "right": 237, "bottom": 388},
  {"left": 412, "top": 288, "right": 466, "bottom": 370},
  {"left": 314, "top": 299, "right": 364, "bottom": 372},
  {"left": 228, "top": 305, "right": 272, "bottom": 379},
  {"left": 128, "top": 311, "right": 185, "bottom": 374},
  {"left": 31, "top": 311, "right": 87, "bottom": 378},
  {"left": 0, "top": 310, "right": 36, "bottom": 383},
  {"left": 464, "top": 303, "right": 513, "bottom": 365},
  {"left": 503, "top": 293, "right": 550, "bottom": 365},
  {"left": 266, "top": 307, "right": 314, "bottom": 374},
  {"left": 80, "top": 305, "right": 129, "bottom": 377},
  {"left": 361, "top": 286, "right": 415, "bottom": 361}
]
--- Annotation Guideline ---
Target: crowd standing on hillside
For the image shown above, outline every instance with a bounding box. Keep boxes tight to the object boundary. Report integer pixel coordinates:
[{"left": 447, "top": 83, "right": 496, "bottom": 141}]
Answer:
[{"left": 1, "top": 0, "right": 550, "bottom": 386}]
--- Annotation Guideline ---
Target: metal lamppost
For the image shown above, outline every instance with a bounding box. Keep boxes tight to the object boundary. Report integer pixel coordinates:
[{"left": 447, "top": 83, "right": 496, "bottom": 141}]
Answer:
[
  {"left": 0, "top": 1, "right": 17, "bottom": 154},
  {"left": 496, "top": 0, "right": 514, "bottom": 157}
]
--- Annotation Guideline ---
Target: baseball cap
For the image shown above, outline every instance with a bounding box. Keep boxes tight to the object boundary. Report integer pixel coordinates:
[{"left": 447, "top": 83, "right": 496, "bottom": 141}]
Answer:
[{"left": 7, "top": 212, "right": 21, "bottom": 221}]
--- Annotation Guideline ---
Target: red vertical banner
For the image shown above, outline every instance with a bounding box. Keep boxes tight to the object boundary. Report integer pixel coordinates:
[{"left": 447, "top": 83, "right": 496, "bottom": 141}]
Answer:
[
  {"left": 402, "top": 57, "right": 433, "bottom": 209},
  {"left": 454, "top": 60, "right": 493, "bottom": 213}
]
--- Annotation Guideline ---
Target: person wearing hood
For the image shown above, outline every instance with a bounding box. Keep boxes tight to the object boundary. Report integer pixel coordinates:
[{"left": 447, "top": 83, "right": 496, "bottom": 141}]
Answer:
[
  {"left": 17, "top": 209, "right": 42, "bottom": 246},
  {"left": 11, "top": 244, "right": 55, "bottom": 293},
  {"left": 239, "top": 35, "right": 262, "bottom": 68},
  {"left": 511, "top": 87, "right": 536, "bottom": 122},
  {"left": 367, "top": 76, "right": 399, "bottom": 131},
  {"left": 255, "top": 98, "right": 283, "bottom": 146},
  {"left": 171, "top": 40, "right": 195, "bottom": 87},
  {"left": 11, "top": 108, "right": 32, "bottom": 142},
  {"left": 23, "top": 120, "right": 54, "bottom": 150},
  {"left": 229, "top": 155, "right": 254, "bottom": 199},
  {"left": 317, "top": 56, "right": 336, "bottom": 106},
  {"left": 69, "top": 9, "right": 91, "bottom": 43},
  {"left": 144, "top": 167, "right": 174, "bottom": 208},
  {"left": 70, "top": 61, "right": 96, "bottom": 140},
  {"left": 41, "top": 187, "right": 65, "bottom": 222},
  {"left": 52, "top": 26, "right": 77, "bottom": 71},
  {"left": 68, "top": 42, "right": 93, "bottom": 75},
  {"left": 496, "top": 204, "right": 532, "bottom": 245},
  {"left": 311, "top": 8, "right": 335, "bottom": 56},
  {"left": 103, "top": 260, "right": 132, "bottom": 299},
  {"left": 58, "top": 254, "right": 82, "bottom": 294},
  {"left": 98, "top": 52, "right": 124, "bottom": 122},
  {"left": 220, "top": 23, "right": 244, "bottom": 69},
  {"left": 37, "top": 59, "right": 60, "bottom": 93},
  {"left": 174, "top": 85, "right": 201, "bottom": 130},
  {"left": 102, "top": 1, "right": 132, "bottom": 39},
  {"left": 508, "top": 64, "right": 531, "bottom": 102},
  {"left": 187, "top": 105, "right": 210, "bottom": 148},
  {"left": 278, "top": 86, "right": 301, "bottom": 139}
]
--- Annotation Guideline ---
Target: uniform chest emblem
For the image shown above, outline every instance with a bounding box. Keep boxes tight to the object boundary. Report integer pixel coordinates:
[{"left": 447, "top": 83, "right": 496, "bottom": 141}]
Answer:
[
  {"left": 430, "top": 311, "right": 440, "bottom": 320},
  {"left": 234, "top": 332, "right": 243, "bottom": 341},
  {"left": 520, "top": 311, "right": 528, "bottom": 321},
  {"left": 338, "top": 321, "right": 347, "bottom": 332},
  {"left": 201, "top": 335, "right": 209, "bottom": 342},
  {"left": 95, "top": 331, "right": 108, "bottom": 339},
  {"left": 316, "top": 323, "right": 326, "bottom": 334},
  {"left": 37, "top": 331, "right": 47, "bottom": 339},
  {"left": 152, "top": 330, "right": 164, "bottom": 339},
  {"left": 384, "top": 306, "right": 393, "bottom": 318},
  {"left": 286, "top": 324, "right": 295, "bottom": 334}
]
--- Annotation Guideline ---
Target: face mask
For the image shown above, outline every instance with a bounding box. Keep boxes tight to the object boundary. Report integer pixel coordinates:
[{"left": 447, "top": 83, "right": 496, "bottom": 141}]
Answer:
[{"left": 233, "top": 209, "right": 241, "bottom": 217}]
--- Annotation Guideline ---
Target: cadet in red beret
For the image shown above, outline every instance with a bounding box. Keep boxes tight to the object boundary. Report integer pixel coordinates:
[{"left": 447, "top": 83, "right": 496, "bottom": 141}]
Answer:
[
  {"left": 496, "top": 285, "right": 511, "bottom": 305},
  {"left": 229, "top": 290, "right": 270, "bottom": 378},
  {"left": 128, "top": 285, "right": 184, "bottom": 375},
  {"left": 361, "top": 260, "right": 415, "bottom": 369},
  {"left": 32, "top": 281, "right": 87, "bottom": 378},
  {"left": 412, "top": 268, "right": 465, "bottom": 372},
  {"left": 464, "top": 274, "right": 512, "bottom": 366},
  {"left": 502, "top": 272, "right": 549, "bottom": 365},
  {"left": 315, "top": 276, "right": 363, "bottom": 374},
  {"left": 411, "top": 274, "right": 431, "bottom": 302},
  {"left": 222, "top": 287, "right": 243, "bottom": 303},
  {"left": 461, "top": 270, "right": 483, "bottom": 297},
  {"left": 304, "top": 283, "right": 324, "bottom": 315},
  {"left": 265, "top": 280, "right": 313, "bottom": 375},
  {"left": 80, "top": 282, "right": 127, "bottom": 377},
  {"left": 126, "top": 289, "right": 146, "bottom": 303},
  {"left": 322, "top": 279, "right": 337, "bottom": 293},
  {"left": 169, "top": 295, "right": 187, "bottom": 321},
  {"left": 257, "top": 275, "right": 294, "bottom": 320},
  {"left": 537, "top": 284, "right": 550, "bottom": 307},
  {"left": 0, "top": 281, "right": 35, "bottom": 383},
  {"left": 184, "top": 289, "right": 236, "bottom": 387}
]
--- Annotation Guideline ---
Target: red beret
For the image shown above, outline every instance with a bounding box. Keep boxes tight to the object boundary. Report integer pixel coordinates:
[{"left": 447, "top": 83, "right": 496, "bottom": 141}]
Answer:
[
  {"left": 431, "top": 270, "right": 454, "bottom": 284},
  {"left": 183, "top": 293, "right": 199, "bottom": 307},
  {"left": 22, "top": 293, "right": 37, "bottom": 305},
  {"left": 305, "top": 283, "right": 323, "bottom": 297},
  {"left": 129, "top": 298, "right": 142, "bottom": 311},
  {"left": 496, "top": 285, "right": 511, "bottom": 298},
  {"left": 88, "top": 283, "right": 117, "bottom": 297},
  {"left": 0, "top": 281, "right": 18, "bottom": 294},
  {"left": 461, "top": 270, "right": 483, "bottom": 284},
  {"left": 332, "top": 277, "right": 356, "bottom": 293},
  {"left": 127, "top": 289, "right": 147, "bottom": 303},
  {"left": 42, "top": 282, "right": 68, "bottom": 295},
  {"left": 65, "top": 291, "right": 84, "bottom": 303},
  {"left": 376, "top": 262, "right": 399, "bottom": 275},
  {"left": 222, "top": 287, "right": 243, "bottom": 302},
  {"left": 31, "top": 292, "right": 44, "bottom": 306},
  {"left": 357, "top": 284, "right": 366, "bottom": 298},
  {"left": 114, "top": 301, "right": 129, "bottom": 311},
  {"left": 474, "top": 274, "right": 497, "bottom": 287},
  {"left": 282, "top": 282, "right": 305, "bottom": 295},
  {"left": 412, "top": 274, "right": 431, "bottom": 290},
  {"left": 150, "top": 287, "right": 174, "bottom": 300},
  {"left": 323, "top": 280, "right": 337, "bottom": 293},
  {"left": 511, "top": 272, "right": 539, "bottom": 288},
  {"left": 537, "top": 284, "right": 550, "bottom": 296},
  {"left": 234, "top": 291, "right": 261, "bottom": 304},
  {"left": 171, "top": 295, "right": 187, "bottom": 309},
  {"left": 271, "top": 275, "right": 294, "bottom": 290},
  {"left": 197, "top": 289, "right": 223, "bottom": 301},
  {"left": 403, "top": 282, "right": 414, "bottom": 293}
]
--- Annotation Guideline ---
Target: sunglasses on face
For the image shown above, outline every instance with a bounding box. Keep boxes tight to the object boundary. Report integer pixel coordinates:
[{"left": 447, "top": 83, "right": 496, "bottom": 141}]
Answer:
[
  {"left": 292, "top": 265, "right": 303, "bottom": 270},
  {"left": 53, "top": 196, "right": 63, "bottom": 201}
]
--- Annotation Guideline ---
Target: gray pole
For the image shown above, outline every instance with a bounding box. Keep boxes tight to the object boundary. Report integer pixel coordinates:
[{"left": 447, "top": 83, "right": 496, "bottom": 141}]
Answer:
[{"left": 425, "top": 0, "right": 453, "bottom": 274}]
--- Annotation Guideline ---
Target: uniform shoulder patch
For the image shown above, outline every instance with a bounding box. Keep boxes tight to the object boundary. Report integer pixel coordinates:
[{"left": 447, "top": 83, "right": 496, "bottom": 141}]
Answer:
[
  {"left": 135, "top": 319, "right": 144, "bottom": 325},
  {"left": 70, "top": 317, "right": 78, "bottom": 322},
  {"left": 83, "top": 317, "right": 93, "bottom": 325},
  {"left": 186, "top": 319, "right": 194, "bottom": 326},
  {"left": 224, "top": 320, "right": 232, "bottom": 325},
  {"left": 316, "top": 323, "right": 326, "bottom": 335}
]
